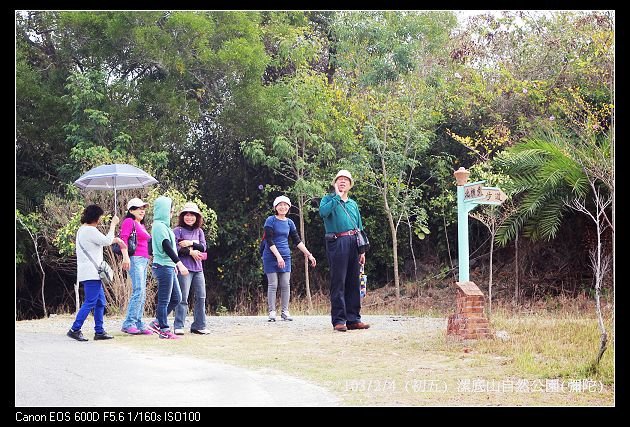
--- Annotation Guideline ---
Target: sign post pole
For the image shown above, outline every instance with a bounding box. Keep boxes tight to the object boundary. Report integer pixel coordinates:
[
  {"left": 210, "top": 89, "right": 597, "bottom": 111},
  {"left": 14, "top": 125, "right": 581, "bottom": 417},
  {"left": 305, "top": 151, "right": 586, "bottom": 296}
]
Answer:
[
  {"left": 453, "top": 167, "right": 506, "bottom": 282},
  {"left": 454, "top": 169, "right": 471, "bottom": 282},
  {"left": 449, "top": 167, "right": 506, "bottom": 340}
]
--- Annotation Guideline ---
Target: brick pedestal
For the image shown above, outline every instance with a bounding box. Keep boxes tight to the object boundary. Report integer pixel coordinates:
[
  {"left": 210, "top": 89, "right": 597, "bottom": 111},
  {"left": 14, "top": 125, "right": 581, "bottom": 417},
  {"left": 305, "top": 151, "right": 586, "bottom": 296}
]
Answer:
[{"left": 447, "top": 281, "right": 491, "bottom": 339}]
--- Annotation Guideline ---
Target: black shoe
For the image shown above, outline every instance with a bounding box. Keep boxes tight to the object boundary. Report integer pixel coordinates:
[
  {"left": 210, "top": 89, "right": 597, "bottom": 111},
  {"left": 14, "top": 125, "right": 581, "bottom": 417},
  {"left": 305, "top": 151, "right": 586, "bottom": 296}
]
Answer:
[
  {"left": 94, "top": 332, "right": 114, "bottom": 340},
  {"left": 67, "top": 329, "right": 88, "bottom": 341},
  {"left": 190, "top": 329, "right": 210, "bottom": 335}
]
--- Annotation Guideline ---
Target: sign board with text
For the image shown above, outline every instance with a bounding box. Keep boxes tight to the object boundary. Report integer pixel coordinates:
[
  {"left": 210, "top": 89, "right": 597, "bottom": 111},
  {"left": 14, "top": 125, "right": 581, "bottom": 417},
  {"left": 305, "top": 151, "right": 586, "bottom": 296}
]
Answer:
[
  {"left": 463, "top": 181, "right": 485, "bottom": 201},
  {"left": 477, "top": 187, "right": 507, "bottom": 205},
  {"left": 456, "top": 168, "right": 508, "bottom": 282}
]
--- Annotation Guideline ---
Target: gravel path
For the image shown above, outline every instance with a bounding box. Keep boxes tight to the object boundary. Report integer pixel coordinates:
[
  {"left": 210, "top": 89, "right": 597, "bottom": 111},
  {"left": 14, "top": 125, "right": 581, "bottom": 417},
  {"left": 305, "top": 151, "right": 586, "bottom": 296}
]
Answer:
[
  {"left": 16, "top": 314, "right": 446, "bottom": 333},
  {"left": 16, "top": 315, "right": 335, "bottom": 407},
  {"left": 15, "top": 314, "right": 446, "bottom": 407}
]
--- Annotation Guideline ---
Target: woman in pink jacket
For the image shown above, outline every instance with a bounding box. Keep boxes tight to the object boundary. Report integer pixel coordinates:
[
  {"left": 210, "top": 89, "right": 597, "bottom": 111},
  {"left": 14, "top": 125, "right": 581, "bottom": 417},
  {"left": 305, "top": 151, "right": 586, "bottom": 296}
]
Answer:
[{"left": 120, "top": 198, "right": 153, "bottom": 335}]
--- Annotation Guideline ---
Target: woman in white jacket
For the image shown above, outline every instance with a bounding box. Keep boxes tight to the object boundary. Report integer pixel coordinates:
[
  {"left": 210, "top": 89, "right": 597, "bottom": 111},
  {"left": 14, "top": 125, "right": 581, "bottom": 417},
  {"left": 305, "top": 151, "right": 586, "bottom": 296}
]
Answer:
[{"left": 67, "top": 204, "right": 124, "bottom": 341}]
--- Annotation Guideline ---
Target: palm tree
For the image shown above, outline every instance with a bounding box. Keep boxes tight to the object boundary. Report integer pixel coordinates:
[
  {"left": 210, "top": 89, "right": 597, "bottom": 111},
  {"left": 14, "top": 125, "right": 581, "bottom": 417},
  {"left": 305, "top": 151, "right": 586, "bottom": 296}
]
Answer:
[
  {"left": 494, "top": 130, "right": 589, "bottom": 246},
  {"left": 495, "top": 126, "right": 613, "bottom": 370}
]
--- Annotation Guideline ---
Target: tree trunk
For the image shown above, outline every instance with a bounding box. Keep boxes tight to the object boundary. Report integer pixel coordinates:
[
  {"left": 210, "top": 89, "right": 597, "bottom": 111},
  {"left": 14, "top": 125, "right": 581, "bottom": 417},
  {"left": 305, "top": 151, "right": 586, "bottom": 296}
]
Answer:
[
  {"left": 40, "top": 269, "right": 47, "bottom": 318},
  {"left": 298, "top": 198, "right": 313, "bottom": 312},
  {"left": 443, "top": 212, "right": 454, "bottom": 280},
  {"left": 592, "top": 192, "right": 608, "bottom": 368},
  {"left": 407, "top": 217, "right": 418, "bottom": 282},
  {"left": 32, "top": 238, "right": 47, "bottom": 318},
  {"left": 514, "top": 232, "right": 519, "bottom": 306},
  {"left": 591, "top": 238, "right": 607, "bottom": 369},
  {"left": 383, "top": 202, "right": 400, "bottom": 308},
  {"left": 594, "top": 283, "right": 608, "bottom": 366},
  {"left": 379, "top": 97, "right": 400, "bottom": 309},
  {"left": 16, "top": 218, "right": 48, "bottom": 318}
]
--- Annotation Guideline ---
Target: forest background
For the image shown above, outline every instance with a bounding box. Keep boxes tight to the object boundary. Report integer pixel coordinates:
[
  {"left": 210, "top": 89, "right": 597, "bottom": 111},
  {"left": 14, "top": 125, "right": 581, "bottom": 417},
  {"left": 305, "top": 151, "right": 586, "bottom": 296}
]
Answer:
[{"left": 15, "top": 10, "right": 614, "bottom": 323}]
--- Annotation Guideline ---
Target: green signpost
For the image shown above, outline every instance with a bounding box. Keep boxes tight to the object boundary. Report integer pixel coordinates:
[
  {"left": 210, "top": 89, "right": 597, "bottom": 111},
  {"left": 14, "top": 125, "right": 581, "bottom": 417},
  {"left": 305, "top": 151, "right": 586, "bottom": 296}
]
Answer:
[{"left": 454, "top": 167, "right": 506, "bottom": 282}]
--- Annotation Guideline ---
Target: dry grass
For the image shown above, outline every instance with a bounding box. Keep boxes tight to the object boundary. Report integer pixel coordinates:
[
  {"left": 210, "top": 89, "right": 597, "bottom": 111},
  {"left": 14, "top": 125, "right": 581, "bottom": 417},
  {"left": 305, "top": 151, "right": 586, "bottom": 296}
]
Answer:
[
  {"left": 477, "top": 305, "right": 614, "bottom": 385},
  {"left": 41, "top": 286, "right": 613, "bottom": 406},
  {"left": 242, "top": 284, "right": 456, "bottom": 317},
  {"left": 107, "top": 309, "right": 613, "bottom": 406}
]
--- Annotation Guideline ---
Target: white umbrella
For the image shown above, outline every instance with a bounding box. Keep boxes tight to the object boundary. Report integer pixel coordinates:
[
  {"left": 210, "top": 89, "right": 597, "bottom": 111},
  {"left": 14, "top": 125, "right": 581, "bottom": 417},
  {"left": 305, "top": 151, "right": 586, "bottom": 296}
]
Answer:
[{"left": 74, "top": 164, "right": 158, "bottom": 214}]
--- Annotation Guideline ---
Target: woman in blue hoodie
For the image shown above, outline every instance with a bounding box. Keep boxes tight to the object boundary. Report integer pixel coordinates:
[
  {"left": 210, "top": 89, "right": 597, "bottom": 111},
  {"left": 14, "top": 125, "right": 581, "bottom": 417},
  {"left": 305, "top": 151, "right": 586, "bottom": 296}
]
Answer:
[{"left": 147, "top": 196, "right": 189, "bottom": 339}]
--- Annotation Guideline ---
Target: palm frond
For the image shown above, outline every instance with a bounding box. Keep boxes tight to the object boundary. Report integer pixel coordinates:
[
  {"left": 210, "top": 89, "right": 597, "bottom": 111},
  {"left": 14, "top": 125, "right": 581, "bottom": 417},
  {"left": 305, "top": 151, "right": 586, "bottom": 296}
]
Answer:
[{"left": 495, "top": 128, "right": 589, "bottom": 245}]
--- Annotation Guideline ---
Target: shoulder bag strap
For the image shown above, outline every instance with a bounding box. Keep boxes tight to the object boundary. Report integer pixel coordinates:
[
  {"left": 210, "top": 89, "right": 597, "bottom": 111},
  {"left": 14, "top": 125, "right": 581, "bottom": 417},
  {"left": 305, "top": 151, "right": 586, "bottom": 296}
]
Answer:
[
  {"left": 126, "top": 220, "right": 136, "bottom": 238},
  {"left": 77, "top": 228, "right": 101, "bottom": 271},
  {"left": 130, "top": 221, "right": 137, "bottom": 241},
  {"left": 338, "top": 201, "right": 360, "bottom": 231}
]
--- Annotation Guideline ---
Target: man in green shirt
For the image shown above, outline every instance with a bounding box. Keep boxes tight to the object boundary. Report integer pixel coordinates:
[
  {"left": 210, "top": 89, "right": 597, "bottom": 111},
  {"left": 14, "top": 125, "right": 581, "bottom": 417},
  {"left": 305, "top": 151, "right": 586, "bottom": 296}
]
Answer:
[{"left": 319, "top": 170, "right": 370, "bottom": 332}]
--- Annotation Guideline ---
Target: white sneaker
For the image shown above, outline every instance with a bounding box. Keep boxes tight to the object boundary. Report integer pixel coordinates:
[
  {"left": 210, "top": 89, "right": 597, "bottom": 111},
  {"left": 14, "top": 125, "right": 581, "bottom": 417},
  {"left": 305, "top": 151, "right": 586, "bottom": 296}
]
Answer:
[
  {"left": 191, "top": 329, "right": 210, "bottom": 335},
  {"left": 268, "top": 310, "right": 276, "bottom": 322},
  {"left": 174, "top": 328, "right": 185, "bottom": 335},
  {"left": 281, "top": 311, "right": 293, "bottom": 321}
]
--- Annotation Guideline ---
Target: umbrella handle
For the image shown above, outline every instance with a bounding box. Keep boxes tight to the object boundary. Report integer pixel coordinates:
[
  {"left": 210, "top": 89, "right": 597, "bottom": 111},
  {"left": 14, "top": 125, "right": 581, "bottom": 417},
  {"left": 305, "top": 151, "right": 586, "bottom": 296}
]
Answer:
[{"left": 114, "top": 182, "right": 117, "bottom": 217}]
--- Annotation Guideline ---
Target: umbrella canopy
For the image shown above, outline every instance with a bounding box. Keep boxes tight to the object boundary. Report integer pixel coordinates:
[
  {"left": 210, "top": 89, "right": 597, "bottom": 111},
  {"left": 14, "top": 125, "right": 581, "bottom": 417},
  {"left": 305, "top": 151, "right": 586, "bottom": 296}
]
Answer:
[{"left": 74, "top": 164, "right": 158, "bottom": 213}]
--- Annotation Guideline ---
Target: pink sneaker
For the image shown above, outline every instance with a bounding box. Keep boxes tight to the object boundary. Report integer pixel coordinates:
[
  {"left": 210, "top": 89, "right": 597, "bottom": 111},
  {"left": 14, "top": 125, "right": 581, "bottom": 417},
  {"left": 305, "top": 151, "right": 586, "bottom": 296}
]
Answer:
[
  {"left": 147, "top": 320, "right": 161, "bottom": 335},
  {"left": 158, "top": 329, "right": 180, "bottom": 340},
  {"left": 121, "top": 326, "right": 142, "bottom": 335},
  {"left": 139, "top": 328, "right": 153, "bottom": 335}
]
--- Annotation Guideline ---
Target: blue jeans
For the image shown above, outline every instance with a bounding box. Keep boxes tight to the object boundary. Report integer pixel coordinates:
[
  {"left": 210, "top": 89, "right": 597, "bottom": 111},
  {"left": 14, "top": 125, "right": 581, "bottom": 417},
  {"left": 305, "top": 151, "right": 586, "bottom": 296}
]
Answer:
[
  {"left": 174, "top": 271, "right": 207, "bottom": 330},
  {"left": 71, "top": 280, "right": 107, "bottom": 334},
  {"left": 122, "top": 256, "right": 149, "bottom": 330},
  {"left": 152, "top": 264, "right": 182, "bottom": 330}
]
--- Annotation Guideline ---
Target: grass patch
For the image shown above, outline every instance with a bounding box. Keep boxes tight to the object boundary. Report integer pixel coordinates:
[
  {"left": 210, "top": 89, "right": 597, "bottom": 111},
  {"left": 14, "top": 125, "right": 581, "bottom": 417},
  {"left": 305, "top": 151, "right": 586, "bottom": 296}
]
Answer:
[
  {"left": 475, "top": 311, "right": 614, "bottom": 385},
  {"left": 108, "top": 312, "right": 613, "bottom": 406},
  {"left": 30, "top": 295, "right": 613, "bottom": 406}
]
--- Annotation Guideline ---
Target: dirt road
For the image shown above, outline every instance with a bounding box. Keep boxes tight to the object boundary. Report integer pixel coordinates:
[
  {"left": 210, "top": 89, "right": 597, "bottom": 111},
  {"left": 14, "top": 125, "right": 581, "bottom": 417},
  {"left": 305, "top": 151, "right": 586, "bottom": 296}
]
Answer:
[{"left": 15, "top": 317, "right": 338, "bottom": 407}]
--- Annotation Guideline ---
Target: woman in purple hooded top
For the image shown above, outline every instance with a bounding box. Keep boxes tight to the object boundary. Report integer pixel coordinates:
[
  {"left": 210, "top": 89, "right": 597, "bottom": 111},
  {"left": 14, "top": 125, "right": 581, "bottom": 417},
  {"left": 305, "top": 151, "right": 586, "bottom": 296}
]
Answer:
[{"left": 173, "top": 202, "right": 209, "bottom": 335}]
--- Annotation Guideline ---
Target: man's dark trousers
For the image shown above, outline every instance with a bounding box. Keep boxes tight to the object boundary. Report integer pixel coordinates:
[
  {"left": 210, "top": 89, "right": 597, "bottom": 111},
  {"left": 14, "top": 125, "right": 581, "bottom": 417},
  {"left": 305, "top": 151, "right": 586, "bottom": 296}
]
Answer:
[{"left": 326, "top": 235, "right": 361, "bottom": 326}]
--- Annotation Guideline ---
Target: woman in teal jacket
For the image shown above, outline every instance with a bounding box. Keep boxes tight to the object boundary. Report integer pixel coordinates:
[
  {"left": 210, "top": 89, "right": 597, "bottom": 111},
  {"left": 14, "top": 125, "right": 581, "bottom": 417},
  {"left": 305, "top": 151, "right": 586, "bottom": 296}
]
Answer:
[{"left": 147, "top": 196, "right": 189, "bottom": 339}]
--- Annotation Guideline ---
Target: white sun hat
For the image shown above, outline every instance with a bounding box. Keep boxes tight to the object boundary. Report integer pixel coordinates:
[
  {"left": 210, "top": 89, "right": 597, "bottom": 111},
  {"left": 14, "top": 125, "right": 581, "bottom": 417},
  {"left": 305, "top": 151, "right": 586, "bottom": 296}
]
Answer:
[
  {"left": 127, "top": 198, "right": 148, "bottom": 210},
  {"left": 273, "top": 195, "right": 291, "bottom": 208},
  {"left": 332, "top": 169, "right": 353, "bottom": 188},
  {"left": 179, "top": 201, "right": 202, "bottom": 218}
]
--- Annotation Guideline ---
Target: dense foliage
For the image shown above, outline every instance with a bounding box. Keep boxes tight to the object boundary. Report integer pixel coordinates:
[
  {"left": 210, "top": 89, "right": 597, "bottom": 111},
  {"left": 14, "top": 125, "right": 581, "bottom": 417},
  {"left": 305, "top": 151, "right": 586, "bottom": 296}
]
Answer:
[{"left": 16, "top": 11, "right": 613, "bottom": 319}]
